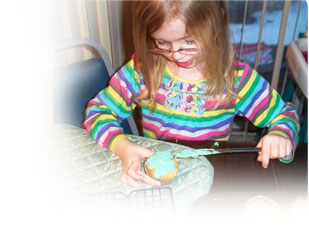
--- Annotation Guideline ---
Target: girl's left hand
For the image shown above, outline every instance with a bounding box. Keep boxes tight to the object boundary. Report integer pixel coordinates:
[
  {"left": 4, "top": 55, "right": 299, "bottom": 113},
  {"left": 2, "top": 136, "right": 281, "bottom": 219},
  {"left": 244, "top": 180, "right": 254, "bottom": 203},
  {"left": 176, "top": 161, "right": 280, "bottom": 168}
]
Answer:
[{"left": 256, "top": 134, "right": 293, "bottom": 168}]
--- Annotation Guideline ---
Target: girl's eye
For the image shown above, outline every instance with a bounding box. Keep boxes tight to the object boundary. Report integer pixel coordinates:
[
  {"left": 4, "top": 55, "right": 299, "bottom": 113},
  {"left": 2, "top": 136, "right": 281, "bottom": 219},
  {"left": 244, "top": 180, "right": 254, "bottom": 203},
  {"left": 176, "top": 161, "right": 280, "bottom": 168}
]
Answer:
[
  {"left": 156, "top": 40, "right": 167, "bottom": 47},
  {"left": 185, "top": 40, "right": 195, "bottom": 45}
]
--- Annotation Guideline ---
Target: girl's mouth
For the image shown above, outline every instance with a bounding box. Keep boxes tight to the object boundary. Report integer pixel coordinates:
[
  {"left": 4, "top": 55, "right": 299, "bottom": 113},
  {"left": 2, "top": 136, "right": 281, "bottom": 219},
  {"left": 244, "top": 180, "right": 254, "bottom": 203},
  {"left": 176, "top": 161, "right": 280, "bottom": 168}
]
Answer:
[{"left": 176, "top": 58, "right": 194, "bottom": 68}]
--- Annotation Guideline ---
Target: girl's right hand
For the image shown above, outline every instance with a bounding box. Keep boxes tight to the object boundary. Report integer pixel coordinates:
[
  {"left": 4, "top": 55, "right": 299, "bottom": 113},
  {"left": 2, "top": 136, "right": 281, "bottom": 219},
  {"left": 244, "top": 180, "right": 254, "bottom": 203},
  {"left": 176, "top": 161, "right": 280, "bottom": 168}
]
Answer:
[{"left": 114, "top": 138, "right": 161, "bottom": 188}]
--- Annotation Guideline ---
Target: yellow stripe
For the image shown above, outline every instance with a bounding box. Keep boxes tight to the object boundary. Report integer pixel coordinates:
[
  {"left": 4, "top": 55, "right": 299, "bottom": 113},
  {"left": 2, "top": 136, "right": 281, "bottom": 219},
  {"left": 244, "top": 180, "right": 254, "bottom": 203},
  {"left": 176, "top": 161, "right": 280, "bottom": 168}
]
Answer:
[
  {"left": 235, "top": 69, "right": 244, "bottom": 77},
  {"left": 238, "top": 70, "right": 257, "bottom": 98},
  {"left": 143, "top": 128, "right": 156, "bottom": 138},
  {"left": 166, "top": 66, "right": 205, "bottom": 83},
  {"left": 155, "top": 103, "right": 234, "bottom": 118},
  {"left": 109, "top": 134, "right": 130, "bottom": 152},
  {"left": 253, "top": 90, "right": 277, "bottom": 125},
  {"left": 217, "top": 135, "right": 230, "bottom": 141},
  {"left": 270, "top": 115, "right": 294, "bottom": 126},
  {"left": 91, "top": 106, "right": 117, "bottom": 129},
  {"left": 107, "top": 86, "right": 132, "bottom": 112},
  {"left": 267, "top": 130, "right": 289, "bottom": 139}
]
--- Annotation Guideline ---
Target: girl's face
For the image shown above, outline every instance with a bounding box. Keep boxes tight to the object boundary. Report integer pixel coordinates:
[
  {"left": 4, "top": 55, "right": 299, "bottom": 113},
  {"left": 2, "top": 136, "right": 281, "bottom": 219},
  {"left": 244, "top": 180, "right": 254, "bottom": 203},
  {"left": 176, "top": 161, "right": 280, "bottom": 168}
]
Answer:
[{"left": 150, "top": 17, "right": 199, "bottom": 68}]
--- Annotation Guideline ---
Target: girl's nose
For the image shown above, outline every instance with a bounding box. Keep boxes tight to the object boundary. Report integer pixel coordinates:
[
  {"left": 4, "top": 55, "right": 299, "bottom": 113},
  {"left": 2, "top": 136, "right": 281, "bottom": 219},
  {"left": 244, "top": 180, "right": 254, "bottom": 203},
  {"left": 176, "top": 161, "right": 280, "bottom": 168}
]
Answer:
[
  {"left": 170, "top": 51, "right": 182, "bottom": 60},
  {"left": 170, "top": 44, "right": 183, "bottom": 59}
]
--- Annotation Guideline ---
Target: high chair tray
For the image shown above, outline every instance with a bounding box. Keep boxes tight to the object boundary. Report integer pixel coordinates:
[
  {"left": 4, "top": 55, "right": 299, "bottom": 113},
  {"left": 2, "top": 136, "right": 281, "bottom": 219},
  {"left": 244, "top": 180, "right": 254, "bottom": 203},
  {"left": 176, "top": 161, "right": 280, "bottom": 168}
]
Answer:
[{"left": 50, "top": 124, "right": 214, "bottom": 209}]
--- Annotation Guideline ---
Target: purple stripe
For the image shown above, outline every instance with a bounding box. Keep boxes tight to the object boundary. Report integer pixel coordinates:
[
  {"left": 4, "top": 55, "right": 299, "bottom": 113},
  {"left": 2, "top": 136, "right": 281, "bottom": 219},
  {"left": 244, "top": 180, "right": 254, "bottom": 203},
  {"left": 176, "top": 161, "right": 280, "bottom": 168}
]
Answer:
[
  {"left": 117, "top": 68, "right": 137, "bottom": 95},
  {"left": 96, "top": 122, "right": 120, "bottom": 143},
  {"left": 97, "top": 91, "right": 105, "bottom": 104},
  {"left": 143, "top": 114, "right": 234, "bottom": 132},
  {"left": 242, "top": 80, "right": 267, "bottom": 115}
]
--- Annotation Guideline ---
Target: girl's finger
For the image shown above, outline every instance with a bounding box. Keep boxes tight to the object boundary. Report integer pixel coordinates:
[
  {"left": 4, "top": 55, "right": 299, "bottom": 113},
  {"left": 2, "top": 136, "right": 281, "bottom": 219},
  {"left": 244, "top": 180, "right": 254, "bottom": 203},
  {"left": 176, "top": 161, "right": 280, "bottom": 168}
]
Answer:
[
  {"left": 137, "top": 170, "right": 161, "bottom": 186},
  {"left": 257, "top": 151, "right": 262, "bottom": 162},
  {"left": 279, "top": 139, "right": 287, "bottom": 158},
  {"left": 126, "top": 175, "right": 146, "bottom": 188},
  {"left": 286, "top": 140, "right": 293, "bottom": 157},
  {"left": 120, "top": 173, "right": 127, "bottom": 184},
  {"left": 128, "top": 168, "right": 145, "bottom": 180},
  {"left": 261, "top": 139, "right": 271, "bottom": 168},
  {"left": 270, "top": 141, "right": 279, "bottom": 159},
  {"left": 256, "top": 140, "right": 263, "bottom": 161},
  {"left": 262, "top": 152, "right": 270, "bottom": 168}
]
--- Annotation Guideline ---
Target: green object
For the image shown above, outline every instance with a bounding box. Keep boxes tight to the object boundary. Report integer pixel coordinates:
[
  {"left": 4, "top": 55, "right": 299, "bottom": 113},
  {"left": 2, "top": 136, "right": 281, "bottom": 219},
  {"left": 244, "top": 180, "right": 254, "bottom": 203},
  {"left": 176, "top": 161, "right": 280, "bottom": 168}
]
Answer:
[
  {"left": 175, "top": 148, "right": 220, "bottom": 159},
  {"left": 300, "top": 112, "right": 308, "bottom": 143},
  {"left": 298, "top": 32, "right": 307, "bottom": 38},
  {"left": 282, "top": 79, "right": 296, "bottom": 102},
  {"left": 145, "top": 152, "right": 177, "bottom": 179}
]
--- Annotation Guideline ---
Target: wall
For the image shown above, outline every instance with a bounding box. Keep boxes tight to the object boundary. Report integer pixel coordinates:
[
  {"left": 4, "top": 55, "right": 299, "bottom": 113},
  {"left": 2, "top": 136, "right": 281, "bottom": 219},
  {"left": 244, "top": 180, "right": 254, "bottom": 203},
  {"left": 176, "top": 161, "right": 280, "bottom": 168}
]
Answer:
[{"left": 53, "top": 0, "right": 113, "bottom": 68}]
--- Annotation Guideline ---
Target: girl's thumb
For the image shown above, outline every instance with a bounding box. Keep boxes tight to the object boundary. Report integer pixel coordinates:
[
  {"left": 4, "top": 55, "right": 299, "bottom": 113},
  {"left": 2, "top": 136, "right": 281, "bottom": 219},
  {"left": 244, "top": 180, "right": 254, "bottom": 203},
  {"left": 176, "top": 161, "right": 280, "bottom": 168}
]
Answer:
[
  {"left": 141, "top": 149, "right": 154, "bottom": 158},
  {"left": 256, "top": 140, "right": 263, "bottom": 161}
]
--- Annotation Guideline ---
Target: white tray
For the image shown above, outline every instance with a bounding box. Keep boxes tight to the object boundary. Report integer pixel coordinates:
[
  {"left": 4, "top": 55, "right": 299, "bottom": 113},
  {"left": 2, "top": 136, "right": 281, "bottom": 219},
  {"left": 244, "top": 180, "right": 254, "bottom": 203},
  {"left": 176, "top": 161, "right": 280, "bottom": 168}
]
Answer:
[{"left": 50, "top": 124, "right": 214, "bottom": 209}]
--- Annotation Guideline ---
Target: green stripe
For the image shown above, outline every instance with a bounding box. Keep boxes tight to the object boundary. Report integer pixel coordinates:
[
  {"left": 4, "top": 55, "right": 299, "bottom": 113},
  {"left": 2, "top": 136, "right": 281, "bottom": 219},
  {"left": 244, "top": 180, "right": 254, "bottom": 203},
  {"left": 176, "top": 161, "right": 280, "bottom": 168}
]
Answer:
[
  {"left": 270, "top": 117, "right": 300, "bottom": 132},
  {"left": 104, "top": 91, "right": 132, "bottom": 115},
  {"left": 142, "top": 106, "right": 234, "bottom": 123},
  {"left": 91, "top": 117, "right": 119, "bottom": 136},
  {"left": 240, "top": 72, "right": 260, "bottom": 101},
  {"left": 258, "top": 92, "right": 281, "bottom": 126}
]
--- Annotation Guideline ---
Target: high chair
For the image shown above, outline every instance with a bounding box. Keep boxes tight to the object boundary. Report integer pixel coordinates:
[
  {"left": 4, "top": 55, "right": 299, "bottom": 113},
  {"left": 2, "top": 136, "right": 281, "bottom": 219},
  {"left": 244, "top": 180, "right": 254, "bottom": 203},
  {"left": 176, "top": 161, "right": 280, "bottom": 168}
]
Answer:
[
  {"left": 283, "top": 38, "right": 308, "bottom": 142},
  {"left": 53, "top": 38, "right": 139, "bottom": 135}
]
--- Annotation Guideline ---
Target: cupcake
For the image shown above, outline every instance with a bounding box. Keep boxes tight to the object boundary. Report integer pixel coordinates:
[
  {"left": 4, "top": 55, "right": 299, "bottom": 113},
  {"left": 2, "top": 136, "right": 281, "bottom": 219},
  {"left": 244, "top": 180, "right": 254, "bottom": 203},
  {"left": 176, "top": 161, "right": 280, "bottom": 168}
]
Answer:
[{"left": 144, "top": 151, "right": 179, "bottom": 184}]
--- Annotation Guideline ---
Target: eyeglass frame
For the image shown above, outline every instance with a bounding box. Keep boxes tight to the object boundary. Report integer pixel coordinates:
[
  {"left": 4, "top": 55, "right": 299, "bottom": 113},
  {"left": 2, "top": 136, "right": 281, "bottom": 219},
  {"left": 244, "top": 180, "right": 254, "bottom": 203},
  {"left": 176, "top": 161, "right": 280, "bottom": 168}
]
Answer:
[{"left": 148, "top": 47, "right": 202, "bottom": 56}]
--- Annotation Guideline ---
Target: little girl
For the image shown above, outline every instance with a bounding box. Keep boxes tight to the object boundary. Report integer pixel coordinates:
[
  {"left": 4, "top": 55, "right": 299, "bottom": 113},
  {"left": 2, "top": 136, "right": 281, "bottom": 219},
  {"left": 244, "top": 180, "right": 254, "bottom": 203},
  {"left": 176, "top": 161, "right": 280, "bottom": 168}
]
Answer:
[{"left": 83, "top": 1, "right": 299, "bottom": 187}]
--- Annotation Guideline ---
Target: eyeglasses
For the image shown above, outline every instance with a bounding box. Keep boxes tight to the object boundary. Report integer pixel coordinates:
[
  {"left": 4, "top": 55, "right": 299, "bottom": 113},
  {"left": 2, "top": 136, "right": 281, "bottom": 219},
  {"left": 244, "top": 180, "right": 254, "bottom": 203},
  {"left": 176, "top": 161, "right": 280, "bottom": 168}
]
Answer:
[{"left": 148, "top": 47, "right": 201, "bottom": 56}]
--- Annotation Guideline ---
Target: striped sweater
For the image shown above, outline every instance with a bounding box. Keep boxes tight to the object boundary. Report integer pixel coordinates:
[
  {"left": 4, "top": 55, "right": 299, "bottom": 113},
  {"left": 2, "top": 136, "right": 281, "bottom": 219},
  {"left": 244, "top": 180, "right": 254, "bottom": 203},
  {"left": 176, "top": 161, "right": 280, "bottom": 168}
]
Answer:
[{"left": 83, "top": 55, "right": 299, "bottom": 163}]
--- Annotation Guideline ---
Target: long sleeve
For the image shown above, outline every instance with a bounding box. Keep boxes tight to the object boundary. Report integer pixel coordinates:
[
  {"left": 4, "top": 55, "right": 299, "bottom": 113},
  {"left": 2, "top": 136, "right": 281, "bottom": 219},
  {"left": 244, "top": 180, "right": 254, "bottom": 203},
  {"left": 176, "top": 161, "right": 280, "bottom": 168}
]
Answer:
[
  {"left": 235, "top": 62, "right": 300, "bottom": 163},
  {"left": 83, "top": 57, "right": 141, "bottom": 151}
]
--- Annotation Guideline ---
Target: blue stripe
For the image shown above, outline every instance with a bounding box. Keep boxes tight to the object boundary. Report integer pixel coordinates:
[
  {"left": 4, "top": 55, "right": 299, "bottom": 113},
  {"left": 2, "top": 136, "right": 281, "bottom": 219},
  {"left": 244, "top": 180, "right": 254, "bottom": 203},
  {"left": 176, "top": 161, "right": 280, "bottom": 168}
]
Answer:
[
  {"left": 143, "top": 109, "right": 234, "bottom": 130},
  {"left": 242, "top": 80, "right": 267, "bottom": 115},
  {"left": 101, "top": 94, "right": 128, "bottom": 120}
]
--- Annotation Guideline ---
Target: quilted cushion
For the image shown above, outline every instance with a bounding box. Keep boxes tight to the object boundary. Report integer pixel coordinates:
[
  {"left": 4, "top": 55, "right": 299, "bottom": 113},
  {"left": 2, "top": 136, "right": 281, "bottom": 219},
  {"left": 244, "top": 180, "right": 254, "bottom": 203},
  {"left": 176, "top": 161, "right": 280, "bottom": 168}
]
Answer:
[{"left": 50, "top": 124, "right": 214, "bottom": 209}]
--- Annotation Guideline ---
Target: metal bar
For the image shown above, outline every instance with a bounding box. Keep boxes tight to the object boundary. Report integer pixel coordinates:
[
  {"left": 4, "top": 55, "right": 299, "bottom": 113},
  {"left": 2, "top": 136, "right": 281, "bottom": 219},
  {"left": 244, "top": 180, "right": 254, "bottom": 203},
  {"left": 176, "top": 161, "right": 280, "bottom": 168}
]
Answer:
[
  {"left": 239, "top": 0, "right": 248, "bottom": 58},
  {"left": 292, "top": 0, "right": 303, "bottom": 40},
  {"left": 280, "top": 1, "right": 303, "bottom": 96},
  {"left": 280, "top": 69, "right": 289, "bottom": 97},
  {"left": 243, "top": 0, "right": 268, "bottom": 142},
  {"left": 282, "top": 13, "right": 302, "bottom": 98},
  {"left": 254, "top": 0, "right": 268, "bottom": 69},
  {"left": 271, "top": 0, "right": 291, "bottom": 90}
]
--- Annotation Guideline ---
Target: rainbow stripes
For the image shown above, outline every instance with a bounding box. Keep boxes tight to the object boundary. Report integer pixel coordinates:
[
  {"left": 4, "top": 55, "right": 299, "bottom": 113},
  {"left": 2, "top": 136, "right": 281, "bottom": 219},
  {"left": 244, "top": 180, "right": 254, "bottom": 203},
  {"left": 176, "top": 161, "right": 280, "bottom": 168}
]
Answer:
[{"left": 83, "top": 56, "right": 299, "bottom": 162}]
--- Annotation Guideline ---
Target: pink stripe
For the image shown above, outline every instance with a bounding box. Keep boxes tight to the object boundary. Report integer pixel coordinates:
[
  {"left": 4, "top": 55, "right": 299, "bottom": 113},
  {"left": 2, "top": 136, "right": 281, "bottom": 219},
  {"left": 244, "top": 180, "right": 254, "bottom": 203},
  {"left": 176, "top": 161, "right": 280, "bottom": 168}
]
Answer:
[
  {"left": 167, "top": 128, "right": 230, "bottom": 140},
  {"left": 204, "top": 98, "right": 236, "bottom": 108},
  {"left": 205, "top": 100, "right": 218, "bottom": 107},
  {"left": 88, "top": 99, "right": 98, "bottom": 105},
  {"left": 233, "top": 60, "right": 245, "bottom": 66},
  {"left": 83, "top": 119, "right": 92, "bottom": 132},
  {"left": 156, "top": 93, "right": 165, "bottom": 103},
  {"left": 110, "top": 77, "right": 131, "bottom": 104},
  {"left": 103, "top": 129, "right": 123, "bottom": 148},
  {"left": 240, "top": 64, "right": 250, "bottom": 83},
  {"left": 270, "top": 126, "right": 294, "bottom": 147},
  {"left": 280, "top": 111, "right": 297, "bottom": 119},
  {"left": 143, "top": 121, "right": 230, "bottom": 140},
  {"left": 143, "top": 122, "right": 162, "bottom": 137},
  {"left": 248, "top": 95, "right": 269, "bottom": 121},
  {"left": 205, "top": 98, "right": 236, "bottom": 107}
]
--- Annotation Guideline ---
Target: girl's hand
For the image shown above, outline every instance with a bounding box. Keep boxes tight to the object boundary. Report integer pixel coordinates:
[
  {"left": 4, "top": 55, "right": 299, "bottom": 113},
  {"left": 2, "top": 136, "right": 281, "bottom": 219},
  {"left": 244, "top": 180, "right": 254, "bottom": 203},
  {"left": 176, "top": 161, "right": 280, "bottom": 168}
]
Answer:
[
  {"left": 256, "top": 134, "right": 293, "bottom": 168},
  {"left": 114, "top": 138, "right": 161, "bottom": 188}
]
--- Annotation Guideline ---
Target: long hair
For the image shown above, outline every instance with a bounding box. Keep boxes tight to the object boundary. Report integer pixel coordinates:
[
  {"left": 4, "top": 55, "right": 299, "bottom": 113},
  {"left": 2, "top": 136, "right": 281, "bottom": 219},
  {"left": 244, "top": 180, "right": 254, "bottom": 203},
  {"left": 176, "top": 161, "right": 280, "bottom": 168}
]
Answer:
[{"left": 131, "top": 0, "right": 235, "bottom": 110}]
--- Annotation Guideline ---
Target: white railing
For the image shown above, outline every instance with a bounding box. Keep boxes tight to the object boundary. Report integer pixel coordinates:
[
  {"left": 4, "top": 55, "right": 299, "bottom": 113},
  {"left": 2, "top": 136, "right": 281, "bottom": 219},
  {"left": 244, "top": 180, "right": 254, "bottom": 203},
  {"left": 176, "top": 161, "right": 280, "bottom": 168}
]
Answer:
[{"left": 53, "top": 0, "right": 307, "bottom": 141}]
